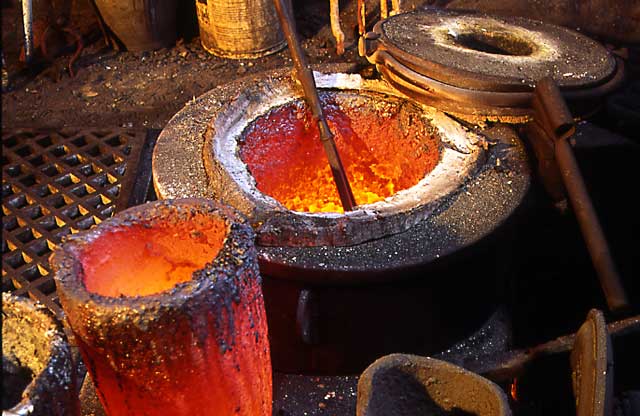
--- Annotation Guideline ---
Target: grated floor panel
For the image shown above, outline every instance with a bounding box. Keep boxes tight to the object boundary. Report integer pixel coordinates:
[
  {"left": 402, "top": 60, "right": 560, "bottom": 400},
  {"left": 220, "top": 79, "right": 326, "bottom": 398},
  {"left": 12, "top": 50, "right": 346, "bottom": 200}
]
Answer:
[{"left": 2, "top": 128, "right": 154, "bottom": 318}]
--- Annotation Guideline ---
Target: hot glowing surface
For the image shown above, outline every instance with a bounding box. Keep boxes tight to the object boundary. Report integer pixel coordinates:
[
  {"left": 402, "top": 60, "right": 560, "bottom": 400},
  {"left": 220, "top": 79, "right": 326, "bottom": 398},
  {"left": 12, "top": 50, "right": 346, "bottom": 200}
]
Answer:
[
  {"left": 239, "top": 92, "right": 441, "bottom": 213},
  {"left": 81, "top": 215, "right": 227, "bottom": 297}
]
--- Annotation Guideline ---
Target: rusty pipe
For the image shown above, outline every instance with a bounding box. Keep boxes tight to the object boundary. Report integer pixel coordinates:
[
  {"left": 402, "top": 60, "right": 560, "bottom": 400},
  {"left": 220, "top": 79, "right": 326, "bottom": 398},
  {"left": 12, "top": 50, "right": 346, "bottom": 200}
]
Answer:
[
  {"left": 272, "top": 0, "right": 356, "bottom": 211},
  {"left": 533, "top": 78, "right": 629, "bottom": 313},
  {"left": 555, "top": 139, "right": 629, "bottom": 312}
]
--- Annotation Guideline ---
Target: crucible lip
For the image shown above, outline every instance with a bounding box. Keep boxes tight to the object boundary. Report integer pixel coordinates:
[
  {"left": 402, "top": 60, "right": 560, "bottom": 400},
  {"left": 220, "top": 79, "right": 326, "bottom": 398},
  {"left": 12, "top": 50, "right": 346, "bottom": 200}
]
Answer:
[
  {"left": 51, "top": 198, "right": 257, "bottom": 317},
  {"left": 2, "top": 293, "right": 77, "bottom": 416},
  {"left": 202, "top": 70, "right": 487, "bottom": 247}
]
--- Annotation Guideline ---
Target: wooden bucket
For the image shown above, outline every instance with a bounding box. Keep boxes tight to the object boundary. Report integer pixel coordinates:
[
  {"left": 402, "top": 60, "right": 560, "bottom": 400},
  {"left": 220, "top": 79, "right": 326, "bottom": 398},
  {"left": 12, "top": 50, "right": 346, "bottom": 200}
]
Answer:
[{"left": 195, "top": 0, "right": 286, "bottom": 59}]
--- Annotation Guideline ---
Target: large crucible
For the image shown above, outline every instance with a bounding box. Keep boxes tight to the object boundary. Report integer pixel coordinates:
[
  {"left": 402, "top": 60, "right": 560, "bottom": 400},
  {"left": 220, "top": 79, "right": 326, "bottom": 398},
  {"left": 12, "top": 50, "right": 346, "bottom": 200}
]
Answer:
[{"left": 153, "top": 67, "right": 531, "bottom": 373}]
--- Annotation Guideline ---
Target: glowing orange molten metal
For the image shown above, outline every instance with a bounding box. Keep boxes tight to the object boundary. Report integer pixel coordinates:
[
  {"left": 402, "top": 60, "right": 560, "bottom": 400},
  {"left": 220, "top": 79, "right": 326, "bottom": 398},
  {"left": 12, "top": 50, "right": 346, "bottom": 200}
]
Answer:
[
  {"left": 81, "top": 217, "right": 226, "bottom": 297},
  {"left": 240, "top": 94, "right": 441, "bottom": 213}
]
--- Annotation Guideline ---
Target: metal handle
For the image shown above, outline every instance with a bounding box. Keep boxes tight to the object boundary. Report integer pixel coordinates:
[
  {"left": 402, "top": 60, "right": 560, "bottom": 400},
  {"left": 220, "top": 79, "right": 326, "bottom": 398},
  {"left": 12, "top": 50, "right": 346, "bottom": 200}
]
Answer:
[
  {"left": 296, "top": 289, "right": 321, "bottom": 345},
  {"left": 532, "top": 78, "right": 629, "bottom": 313}
]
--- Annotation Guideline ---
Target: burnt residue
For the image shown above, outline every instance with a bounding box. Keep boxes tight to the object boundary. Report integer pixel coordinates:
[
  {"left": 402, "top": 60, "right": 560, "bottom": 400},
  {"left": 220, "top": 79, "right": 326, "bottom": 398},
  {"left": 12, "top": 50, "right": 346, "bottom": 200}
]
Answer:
[
  {"left": 2, "top": 293, "right": 79, "bottom": 416},
  {"left": 2, "top": 359, "right": 34, "bottom": 409},
  {"left": 51, "top": 198, "right": 271, "bottom": 415}
]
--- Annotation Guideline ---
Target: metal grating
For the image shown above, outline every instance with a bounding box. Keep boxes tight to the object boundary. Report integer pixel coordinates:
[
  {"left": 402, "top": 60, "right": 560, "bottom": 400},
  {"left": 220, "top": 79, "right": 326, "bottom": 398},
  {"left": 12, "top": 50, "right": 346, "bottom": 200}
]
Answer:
[{"left": 2, "top": 128, "right": 152, "bottom": 318}]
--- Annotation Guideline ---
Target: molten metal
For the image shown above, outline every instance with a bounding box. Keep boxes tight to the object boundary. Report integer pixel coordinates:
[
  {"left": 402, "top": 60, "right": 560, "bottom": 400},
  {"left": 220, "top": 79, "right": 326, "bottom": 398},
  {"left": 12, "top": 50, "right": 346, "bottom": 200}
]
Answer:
[
  {"left": 80, "top": 218, "right": 226, "bottom": 297},
  {"left": 240, "top": 93, "right": 440, "bottom": 213}
]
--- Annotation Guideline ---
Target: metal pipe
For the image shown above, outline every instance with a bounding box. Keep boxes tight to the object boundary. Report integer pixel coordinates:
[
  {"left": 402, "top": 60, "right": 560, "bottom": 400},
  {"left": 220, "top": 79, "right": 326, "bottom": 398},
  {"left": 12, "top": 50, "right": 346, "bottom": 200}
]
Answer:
[
  {"left": 533, "top": 78, "right": 629, "bottom": 313},
  {"left": 22, "top": 0, "right": 33, "bottom": 64},
  {"left": 555, "top": 139, "right": 629, "bottom": 312},
  {"left": 272, "top": 0, "right": 357, "bottom": 211},
  {"left": 357, "top": 0, "right": 365, "bottom": 36}
]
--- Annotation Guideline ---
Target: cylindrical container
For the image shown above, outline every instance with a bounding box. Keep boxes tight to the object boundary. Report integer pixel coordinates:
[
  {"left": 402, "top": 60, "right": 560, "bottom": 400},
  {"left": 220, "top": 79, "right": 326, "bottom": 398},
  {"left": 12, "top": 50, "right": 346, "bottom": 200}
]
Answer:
[
  {"left": 94, "top": 0, "right": 177, "bottom": 51},
  {"left": 2, "top": 293, "right": 80, "bottom": 416},
  {"left": 194, "top": 0, "right": 286, "bottom": 59},
  {"left": 52, "top": 199, "right": 272, "bottom": 416}
]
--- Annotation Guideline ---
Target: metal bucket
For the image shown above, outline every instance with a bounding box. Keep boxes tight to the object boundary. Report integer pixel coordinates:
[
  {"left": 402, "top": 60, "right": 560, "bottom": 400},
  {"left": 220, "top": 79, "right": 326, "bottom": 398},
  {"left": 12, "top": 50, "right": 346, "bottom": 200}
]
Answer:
[
  {"left": 195, "top": 0, "right": 286, "bottom": 59},
  {"left": 94, "top": 0, "right": 177, "bottom": 51}
]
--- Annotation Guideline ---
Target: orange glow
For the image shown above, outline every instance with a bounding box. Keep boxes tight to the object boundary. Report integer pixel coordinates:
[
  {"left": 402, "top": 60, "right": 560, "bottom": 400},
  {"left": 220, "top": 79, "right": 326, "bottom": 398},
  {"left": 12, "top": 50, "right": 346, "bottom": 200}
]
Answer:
[
  {"left": 510, "top": 378, "right": 519, "bottom": 402},
  {"left": 80, "top": 215, "right": 227, "bottom": 297},
  {"left": 240, "top": 94, "right": 441, "bottom": 213}
]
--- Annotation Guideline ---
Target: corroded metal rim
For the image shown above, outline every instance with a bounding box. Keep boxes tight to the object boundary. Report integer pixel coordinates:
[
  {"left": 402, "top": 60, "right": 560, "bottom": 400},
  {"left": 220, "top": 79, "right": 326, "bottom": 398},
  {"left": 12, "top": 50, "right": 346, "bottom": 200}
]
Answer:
[{"left": 155, "top": 68, "right": 487, "bottom": 247}]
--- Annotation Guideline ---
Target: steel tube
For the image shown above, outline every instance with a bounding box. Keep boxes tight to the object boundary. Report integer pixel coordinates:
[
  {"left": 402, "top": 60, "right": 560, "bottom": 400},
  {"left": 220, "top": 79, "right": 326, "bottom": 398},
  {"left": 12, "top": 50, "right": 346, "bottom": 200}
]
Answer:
[
  {"left": 21, "top": 0, "right": 33, "bottom": 64},
  {"left": 555, "top": 139, "right": 629, "bottom": 312},
  {"left": 533, "top": 78, "right": 629, "bottom": 313}
]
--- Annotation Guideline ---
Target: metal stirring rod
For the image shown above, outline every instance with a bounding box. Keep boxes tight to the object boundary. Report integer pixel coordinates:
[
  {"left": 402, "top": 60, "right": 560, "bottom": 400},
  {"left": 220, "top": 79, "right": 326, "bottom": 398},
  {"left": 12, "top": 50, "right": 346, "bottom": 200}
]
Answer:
[{"left": 272, "top": 0, "right": 357, "bottom": 211}]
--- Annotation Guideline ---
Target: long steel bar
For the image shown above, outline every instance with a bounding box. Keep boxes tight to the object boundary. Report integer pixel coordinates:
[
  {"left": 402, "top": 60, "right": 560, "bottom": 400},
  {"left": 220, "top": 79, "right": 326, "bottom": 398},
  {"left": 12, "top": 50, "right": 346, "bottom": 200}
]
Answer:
[
  {"left": 273, "top": 0, "right": 356, "bottom": 211},
  {"left": 22, "top": 0, "right": 33, "bottom": 64},
  {"left": 533, "top": 78, "right": 629, "bottom": 313}
]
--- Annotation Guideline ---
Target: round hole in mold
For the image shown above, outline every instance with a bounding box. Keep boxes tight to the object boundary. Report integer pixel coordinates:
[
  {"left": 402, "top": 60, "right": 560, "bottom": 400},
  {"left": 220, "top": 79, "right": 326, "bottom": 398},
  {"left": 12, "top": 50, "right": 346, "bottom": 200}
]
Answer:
[{"left": 448, "top": 30, "right": 536, "bottom": 56}]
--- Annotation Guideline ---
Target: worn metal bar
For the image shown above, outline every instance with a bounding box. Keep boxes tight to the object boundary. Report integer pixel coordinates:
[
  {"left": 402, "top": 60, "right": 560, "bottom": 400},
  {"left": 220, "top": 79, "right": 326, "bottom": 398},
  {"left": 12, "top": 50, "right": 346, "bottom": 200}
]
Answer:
[
  {"left": 21, "top": 0, "right": 33, "bottom": 64},
  {"left": 272, "top": 0, "right": 356, "bottom": 211},
  {"left": 533, "top": 78, "right": 629, "bottom": 313},
  {"left": 357, "top": 0, "right": 366, "bottom": 36}
]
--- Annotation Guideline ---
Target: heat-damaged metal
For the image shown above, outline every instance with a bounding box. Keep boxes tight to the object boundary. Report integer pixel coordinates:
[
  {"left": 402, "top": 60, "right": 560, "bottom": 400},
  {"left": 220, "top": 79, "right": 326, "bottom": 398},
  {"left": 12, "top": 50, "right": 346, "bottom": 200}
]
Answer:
[
  {"left": 2, "top": 293, "right": 79, "bottom": 416},
  {"left": 51, "top": 198, "right": 272, "bottom": 416},
  {"left": 528, "top": 78, "right": 629, "bottom": 312},
  {"left": 2, "top": 128, "right": 150, "bottom": 319},
  {"left": 273, "top": 0, "right": 357, "bottom": 212},
  {"left": 356, "top": 353, "right": 512, "bottom": 416},
  {"left": 359, "top": 9, "right": 623, "bottom": 117},
  {"left": 570, "top": 309, "right": 614, "bottom": 416}
]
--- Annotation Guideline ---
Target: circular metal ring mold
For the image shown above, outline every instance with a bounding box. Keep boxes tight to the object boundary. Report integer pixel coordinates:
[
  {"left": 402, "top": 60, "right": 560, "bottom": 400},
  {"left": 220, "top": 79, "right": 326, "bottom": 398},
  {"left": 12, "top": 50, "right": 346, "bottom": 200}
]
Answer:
[{"left": 362, "top": 9, "right": 623, "bottom": 117}]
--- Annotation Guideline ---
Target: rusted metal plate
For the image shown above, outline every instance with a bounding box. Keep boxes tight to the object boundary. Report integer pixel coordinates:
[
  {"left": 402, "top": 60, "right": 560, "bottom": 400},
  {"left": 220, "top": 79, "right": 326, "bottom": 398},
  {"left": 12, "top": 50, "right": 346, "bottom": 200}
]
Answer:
[
  {"left": 2, "top": 128, "right": 151, "bottom": 319},
  {"left": 570, "top": 309, "right": 614, "bottom": 416}
]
